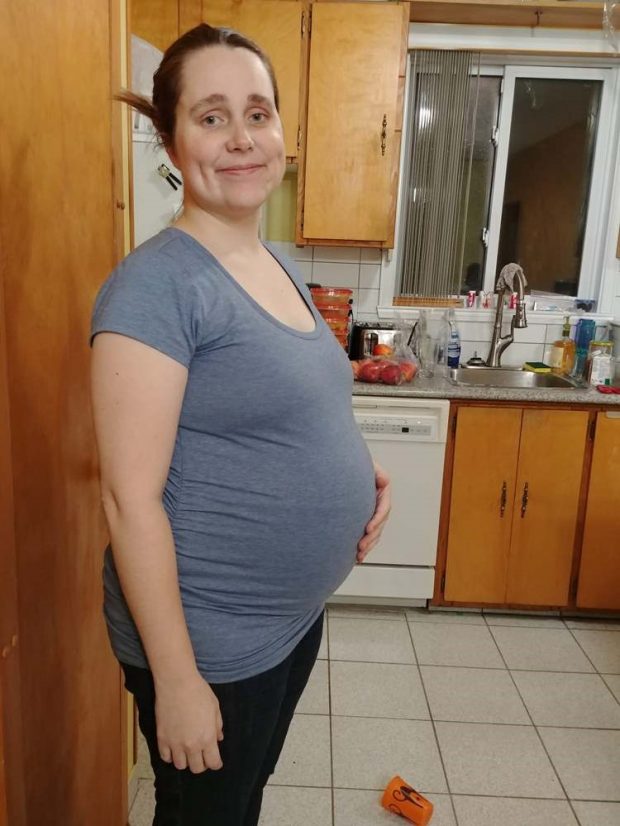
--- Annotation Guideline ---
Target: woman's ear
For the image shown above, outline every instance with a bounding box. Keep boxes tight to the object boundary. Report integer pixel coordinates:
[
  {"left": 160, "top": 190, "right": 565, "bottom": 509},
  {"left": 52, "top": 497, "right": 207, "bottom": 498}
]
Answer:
[{"left": 164, "top": 139, "right": 179, "bottom": 170}]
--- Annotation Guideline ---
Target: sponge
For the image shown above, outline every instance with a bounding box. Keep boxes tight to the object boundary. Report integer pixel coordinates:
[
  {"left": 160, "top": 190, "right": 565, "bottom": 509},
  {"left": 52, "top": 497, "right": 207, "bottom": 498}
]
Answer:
[{"left": 523, "top": 361, "right": 552, "bottom": 373}]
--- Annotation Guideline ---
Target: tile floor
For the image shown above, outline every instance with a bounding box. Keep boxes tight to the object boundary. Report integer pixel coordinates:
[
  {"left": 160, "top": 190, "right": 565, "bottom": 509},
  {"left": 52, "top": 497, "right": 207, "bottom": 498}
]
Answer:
[{"left": 128, "top": 606, "right": 620, "bottom": 826}]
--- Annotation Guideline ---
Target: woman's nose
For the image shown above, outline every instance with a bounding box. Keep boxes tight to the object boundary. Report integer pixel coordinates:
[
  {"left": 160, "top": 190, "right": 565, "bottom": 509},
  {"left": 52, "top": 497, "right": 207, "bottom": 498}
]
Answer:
[{"left": 226, "top": 120, "right": 254, "bottom": 151}]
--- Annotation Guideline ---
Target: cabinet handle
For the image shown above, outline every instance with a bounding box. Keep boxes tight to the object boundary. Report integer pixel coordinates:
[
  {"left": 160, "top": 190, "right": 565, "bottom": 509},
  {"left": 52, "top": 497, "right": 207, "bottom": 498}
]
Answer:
[
  {"left": 380, "top": 114, "right": 387, "bottom": 156},
  {"left": 499, "top": 481, "right": 507, "bottom": 517},
  {"left": 520, "top": 482, "right": 529, "bottom": 518}
]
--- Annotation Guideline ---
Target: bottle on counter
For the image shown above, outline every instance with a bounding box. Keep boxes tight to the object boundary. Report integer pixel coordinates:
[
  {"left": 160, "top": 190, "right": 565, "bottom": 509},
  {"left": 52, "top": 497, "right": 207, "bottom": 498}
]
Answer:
[
  {"left": 549, "top": 315, "right": 576, "bottom": 376},
  {"left": 447, "top": 309, "right": 462, "bottom": 369}
]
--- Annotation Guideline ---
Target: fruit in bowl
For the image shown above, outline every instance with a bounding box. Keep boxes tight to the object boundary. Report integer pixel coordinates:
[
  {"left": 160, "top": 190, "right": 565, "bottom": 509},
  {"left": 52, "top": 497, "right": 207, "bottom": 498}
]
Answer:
[
  {"left": 357, "top": 359, "right": 383, "bottom": 383},
  {"left": 399, "top": 360, "right": 417, "bottom": 383},
  {"left": 378, "top": 361, "right": 403, "bottom": 385},
  {"left": 372, "top": 343, "right": 394, "bottom": 357}
]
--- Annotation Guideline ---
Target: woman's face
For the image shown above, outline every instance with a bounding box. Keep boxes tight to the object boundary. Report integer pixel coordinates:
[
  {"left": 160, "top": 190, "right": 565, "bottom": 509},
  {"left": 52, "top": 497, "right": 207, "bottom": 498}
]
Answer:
[{"left": 169, "top": 45, "right": 285, "bottom": 221}]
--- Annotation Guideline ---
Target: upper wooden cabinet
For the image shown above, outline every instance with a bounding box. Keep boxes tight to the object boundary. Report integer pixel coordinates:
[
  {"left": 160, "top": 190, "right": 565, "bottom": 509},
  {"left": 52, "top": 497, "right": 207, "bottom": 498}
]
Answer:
[
  {"left": 443, "top": 405, "right": 589, "bottom": 608},
  {"left": 577, "top": 411, "right": 620, "bottom": 611},
  {"left": 298, "top": 1, "right": 408, "bottom": 246},
  {"left": 132, "top": 0, "right": 180, "bottom": 52},
  {"left": 409, "top": 1, "right": 604, "bottom": 29}
]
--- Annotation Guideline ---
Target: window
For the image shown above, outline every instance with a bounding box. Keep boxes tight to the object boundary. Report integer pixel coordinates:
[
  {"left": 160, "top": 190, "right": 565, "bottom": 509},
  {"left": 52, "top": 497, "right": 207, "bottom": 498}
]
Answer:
[{"left": 394, "top": 57, "right": 617, "bottom": 304}]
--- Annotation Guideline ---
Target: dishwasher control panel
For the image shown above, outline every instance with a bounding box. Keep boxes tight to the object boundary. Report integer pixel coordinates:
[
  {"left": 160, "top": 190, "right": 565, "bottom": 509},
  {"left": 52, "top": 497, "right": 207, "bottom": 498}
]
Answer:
[{"left": 354, "top": 413, "right": 439, "bottom": 442}]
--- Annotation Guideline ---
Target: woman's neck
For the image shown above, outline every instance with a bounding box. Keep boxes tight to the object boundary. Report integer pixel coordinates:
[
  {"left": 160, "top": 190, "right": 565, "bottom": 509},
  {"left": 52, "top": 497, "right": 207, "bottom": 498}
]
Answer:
[{"left": 173, "top": 202, "right": 263, "bottom": 259}]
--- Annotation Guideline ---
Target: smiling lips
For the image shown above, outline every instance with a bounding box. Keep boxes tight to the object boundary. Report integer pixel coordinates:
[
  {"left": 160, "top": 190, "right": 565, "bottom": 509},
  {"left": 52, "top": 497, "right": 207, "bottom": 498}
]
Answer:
[{"left": 217, "top": 164, "right": 264, "bottom": 175}]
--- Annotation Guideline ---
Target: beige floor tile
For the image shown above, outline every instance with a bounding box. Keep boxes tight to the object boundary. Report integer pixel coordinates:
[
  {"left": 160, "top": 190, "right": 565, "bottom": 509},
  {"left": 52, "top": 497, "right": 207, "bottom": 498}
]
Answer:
[
  {"left": 452, "top": 795, "right": 577, "bottom": 825},
  {"left": 331, "top": 716, "right": 447, "bottom": 793},
  {"left": 333, "top": 788, "right": 456, "bottom": 825},
  {"left": 270, "top": 714, "right": 332, "bottom": 788},
  {"left": 410, "top": 623, "right": 504, "bottom": 668},
  {"left": 538, "top": 727, "right": 620, "bottom": 801},
  {"left": 484, "top": 613, "right": 564, "bottom": 628},
  {"left": 571, "top": 801, "right": 620, "bottom": 825},
  {"left": 328, "top": 617, "right": 415, "bottom": 664},
  {"left": 327, "top": 604, "right": 406, "bottom": 621},
  {"left": 297, "top": 659, "right": 329, "bottom": 715},
  {"left": 571, "top": 629, "right": 620, "bottom": 674},
  {"left": 512, "top": 671, "right": 620, "bottom": 728},
  {"left": 406, "top": 608, "right": 484, "bottom": 625},
  {"left": 128, "top": 779, "right": 155, "bottom": 826},
  {"left": 490, "top": 626, "right": 595, "bottom": 672},
  {"left": 435, "top": 721, "right": 564, "bottom": 799},
  {"left": 330, "top": 661, "right": 429, "bottom": 719},
  {"left": 258, "top": 786, "right": 333, "bottom": 826},
  {"left": 421, "top": 666, "right": 529, "bottom": 724},
  {"left": 602, "top": 673, "right": 620, "bottom": 702}
]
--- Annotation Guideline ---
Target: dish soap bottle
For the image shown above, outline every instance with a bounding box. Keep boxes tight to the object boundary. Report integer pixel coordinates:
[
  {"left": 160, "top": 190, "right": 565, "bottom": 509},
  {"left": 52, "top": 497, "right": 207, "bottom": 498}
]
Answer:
[{"left": 549, "top": 315, "right": 576, "bottom": 375}]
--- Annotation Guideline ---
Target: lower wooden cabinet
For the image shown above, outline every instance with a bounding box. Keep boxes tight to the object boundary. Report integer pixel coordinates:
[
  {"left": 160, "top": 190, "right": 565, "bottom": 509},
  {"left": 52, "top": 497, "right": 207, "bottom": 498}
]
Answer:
[
  {"left": 444, "top": 405, "right": 589, "bottom": 608},
  {"left": 577, "top": 411, "right": 620, "bottom": 610}
]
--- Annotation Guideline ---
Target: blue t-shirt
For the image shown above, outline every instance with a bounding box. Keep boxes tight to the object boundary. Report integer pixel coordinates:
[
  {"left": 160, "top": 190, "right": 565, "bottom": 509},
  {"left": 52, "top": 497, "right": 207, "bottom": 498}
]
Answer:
[{"left": 91, "top": 227, "right": 376, "bottom": 682}]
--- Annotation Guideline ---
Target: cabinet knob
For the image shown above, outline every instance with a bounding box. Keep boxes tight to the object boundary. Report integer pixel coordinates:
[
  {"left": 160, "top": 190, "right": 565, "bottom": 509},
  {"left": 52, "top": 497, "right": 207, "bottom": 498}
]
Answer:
[
  {"left": 499, "top": 481, "right": 507, "bottom": 517},
  {"left": 380, "top": 114, "right": 387, "bottom": 156},
  {"left": 520, "top": 482, "right": 529, "bottom": 518}
]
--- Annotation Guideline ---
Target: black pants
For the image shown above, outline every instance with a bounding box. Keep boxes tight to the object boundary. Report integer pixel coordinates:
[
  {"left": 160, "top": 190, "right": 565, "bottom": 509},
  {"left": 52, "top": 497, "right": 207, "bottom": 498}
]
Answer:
[{"left": 121, "top": 611, "right": 324, "bottom": 826}]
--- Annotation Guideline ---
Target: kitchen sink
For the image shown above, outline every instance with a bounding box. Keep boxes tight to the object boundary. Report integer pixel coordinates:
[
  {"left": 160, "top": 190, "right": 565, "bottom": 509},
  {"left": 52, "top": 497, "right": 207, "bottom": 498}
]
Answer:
[{"left": 449, "top": 367, "right": 582, "bottom": 389}]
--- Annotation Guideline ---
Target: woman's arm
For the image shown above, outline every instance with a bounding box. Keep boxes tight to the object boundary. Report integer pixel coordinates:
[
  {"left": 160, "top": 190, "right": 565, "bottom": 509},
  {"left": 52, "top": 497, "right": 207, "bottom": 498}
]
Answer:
[{"left": 91, "top": 332, "right": 222, "bottom": 773}]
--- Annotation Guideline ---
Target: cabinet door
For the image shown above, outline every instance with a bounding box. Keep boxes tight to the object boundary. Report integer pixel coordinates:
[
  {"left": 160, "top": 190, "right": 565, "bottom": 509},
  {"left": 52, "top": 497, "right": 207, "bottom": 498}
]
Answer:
[
  {"left": 577, "top": 411, "right": 620, "bottom": 610},
  {"left": 301, "top": 2, "right": 408, "bottom": 244},
  {"left": 506, "top": 409, "right": 588, "bottom": 606},
  {"left": 203, "top": 0, "right": 304, "bottom": 159},
  {"left": 131, "top": 0, "right": 180, "bottom": 52},
  {"left": 445, "top": 407, "right": 521, "bottom": 603}
]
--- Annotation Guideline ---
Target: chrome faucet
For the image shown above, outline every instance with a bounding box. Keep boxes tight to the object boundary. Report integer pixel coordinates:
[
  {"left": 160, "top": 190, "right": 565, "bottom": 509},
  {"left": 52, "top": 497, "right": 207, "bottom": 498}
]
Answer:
[{"left": 486, "top": 264, "right": 528, "bottom": 367}]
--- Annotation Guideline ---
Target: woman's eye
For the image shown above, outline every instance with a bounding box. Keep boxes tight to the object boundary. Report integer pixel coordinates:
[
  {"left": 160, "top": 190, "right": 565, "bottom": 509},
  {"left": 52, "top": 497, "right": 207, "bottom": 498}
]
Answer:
[
  {"left": 249, "top": 112, "right": 267, "bottom": 123},
  {"left": 202, "top": 114, "right": 220, "bottom": 126}
]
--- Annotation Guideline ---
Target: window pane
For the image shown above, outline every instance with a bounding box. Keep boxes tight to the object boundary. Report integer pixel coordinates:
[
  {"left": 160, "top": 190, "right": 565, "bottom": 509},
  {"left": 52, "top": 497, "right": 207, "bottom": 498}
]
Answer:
[
  {"left": 460, "top": 76, "right": 501, "bottom": 294},
  {"left": 497, "top": 77, "right": 602, "bottom": 296}
]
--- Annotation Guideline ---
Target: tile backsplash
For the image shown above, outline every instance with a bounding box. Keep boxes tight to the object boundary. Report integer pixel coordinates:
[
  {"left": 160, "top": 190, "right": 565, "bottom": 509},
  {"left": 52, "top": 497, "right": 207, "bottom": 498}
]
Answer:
[{"left": 273, "top": 241, "right": 617, "bottom": 369}]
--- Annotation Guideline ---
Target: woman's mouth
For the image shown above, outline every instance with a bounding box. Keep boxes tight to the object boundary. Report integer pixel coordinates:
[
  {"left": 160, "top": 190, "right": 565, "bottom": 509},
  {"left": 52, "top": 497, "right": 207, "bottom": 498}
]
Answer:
[{"left": 217, "top": 164, "right": 264, "bottom": 176}]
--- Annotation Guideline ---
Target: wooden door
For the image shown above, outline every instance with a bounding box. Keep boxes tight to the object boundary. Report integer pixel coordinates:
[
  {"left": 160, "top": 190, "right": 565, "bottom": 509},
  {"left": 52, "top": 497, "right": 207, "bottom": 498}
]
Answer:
[
  {"left": 300, "top": 2, "right": 408, "bottom": 243},
  {"left": 203, "top": 0, "right": 304, "bottom": 159},
  {"left": 131, "top": 0, "right": 180, "bottom": 51},
  {"left": 0, "top": 1, "right": 127, "bottom": 824},
  {"left": 506, "top": 409, "right": 588, "bottom": 606},
  {"left": 577, "top": 411, "right": 620, "bottom": 610},
  {"left": 444, "top": 407, "right": 521, "bottom": 603}
]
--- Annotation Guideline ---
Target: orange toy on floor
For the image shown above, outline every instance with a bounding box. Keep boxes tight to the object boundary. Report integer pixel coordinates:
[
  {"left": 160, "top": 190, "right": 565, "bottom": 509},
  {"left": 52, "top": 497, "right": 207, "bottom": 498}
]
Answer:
[{"left": 381, "top": 776, "right": 434, "bottom": 824}]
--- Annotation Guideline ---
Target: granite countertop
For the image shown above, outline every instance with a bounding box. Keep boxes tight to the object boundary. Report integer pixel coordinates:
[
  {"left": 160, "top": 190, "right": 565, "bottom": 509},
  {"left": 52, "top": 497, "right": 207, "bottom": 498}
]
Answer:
[{"left": 352, "top": 374, "right": 620, "bottom": 405}]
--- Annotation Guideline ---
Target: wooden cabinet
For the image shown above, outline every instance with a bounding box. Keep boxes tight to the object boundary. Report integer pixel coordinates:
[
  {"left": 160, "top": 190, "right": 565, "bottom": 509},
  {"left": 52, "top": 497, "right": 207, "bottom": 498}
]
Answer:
[
  {"left": 577, "top": 411, "right": 620, "bottom": 610},
  {"left": 444, "top": 406, "right": 589, "bottom": 607},
  {"left": 298, "top": 1, "right": 408, "bottom": 246},
  {"left": 409, "top": 1, "right": 604, "bottom": 29},
  {"left": 131, "top": 0, "right": 180, "bottom": 52}
]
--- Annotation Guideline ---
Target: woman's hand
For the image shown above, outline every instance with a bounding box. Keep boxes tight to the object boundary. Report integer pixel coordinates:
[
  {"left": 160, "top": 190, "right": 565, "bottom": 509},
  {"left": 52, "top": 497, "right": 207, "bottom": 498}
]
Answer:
[
  {"left": 155, "top": 672, "right": 224, "bottom": 774},
  {"left": 357, "top": 462, "right": 392, "bottom": 563}
]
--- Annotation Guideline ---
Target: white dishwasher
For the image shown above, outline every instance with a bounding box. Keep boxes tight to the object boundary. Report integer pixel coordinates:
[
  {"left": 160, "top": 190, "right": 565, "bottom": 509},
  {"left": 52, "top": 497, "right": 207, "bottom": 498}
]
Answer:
[{"left": 333, "top": 396, "right": 450, "bottom": 605}]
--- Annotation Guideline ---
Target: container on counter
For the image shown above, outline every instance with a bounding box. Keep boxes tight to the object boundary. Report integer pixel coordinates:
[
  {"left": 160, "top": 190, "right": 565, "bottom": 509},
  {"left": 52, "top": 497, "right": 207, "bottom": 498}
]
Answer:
[
  {"left": 309, "top": 287, "right": 353, "bottom": 349},
  {"left": 587, "top": 340, "right": 614, "bottom": 386}
]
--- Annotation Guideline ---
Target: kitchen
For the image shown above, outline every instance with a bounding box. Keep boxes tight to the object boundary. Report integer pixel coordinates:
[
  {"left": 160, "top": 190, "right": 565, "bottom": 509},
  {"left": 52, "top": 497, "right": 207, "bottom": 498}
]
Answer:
[{"left": 1, "top": 2, "right": 619, "bottom": 826}]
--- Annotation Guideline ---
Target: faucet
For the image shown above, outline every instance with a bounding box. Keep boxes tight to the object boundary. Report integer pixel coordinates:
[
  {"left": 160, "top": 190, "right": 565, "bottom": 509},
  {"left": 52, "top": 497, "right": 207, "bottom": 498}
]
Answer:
[{"left": 486, "top": 263, "right": 528, "bottom": 367}]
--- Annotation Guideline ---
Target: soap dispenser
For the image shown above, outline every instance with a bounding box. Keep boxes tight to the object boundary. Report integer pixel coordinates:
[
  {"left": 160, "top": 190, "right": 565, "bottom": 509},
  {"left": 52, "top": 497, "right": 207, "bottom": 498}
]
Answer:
[{"left": 549, "top": 316, "right": 576, "bottom": 376}]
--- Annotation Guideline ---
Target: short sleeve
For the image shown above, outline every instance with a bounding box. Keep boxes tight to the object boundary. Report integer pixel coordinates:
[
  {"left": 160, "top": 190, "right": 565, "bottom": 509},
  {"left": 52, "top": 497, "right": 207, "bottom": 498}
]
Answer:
[{"left": 90, "top": 250, "right": 202, "bottom": 368}]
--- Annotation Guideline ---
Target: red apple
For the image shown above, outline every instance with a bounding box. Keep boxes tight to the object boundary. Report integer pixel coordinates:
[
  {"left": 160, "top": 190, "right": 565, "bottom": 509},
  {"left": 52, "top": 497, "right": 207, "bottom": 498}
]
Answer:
[
  {"left": 372, "top": 343, "right": 394, "bottom": 357},
  {"left": 358, "top": 360, "right": 383, "bottom": 383},
  {"left": 379, "top": 362, "right": 403, "bottom": 385},
  {"left": 399, "top": 360, "right": 417, "bottom": 383}
]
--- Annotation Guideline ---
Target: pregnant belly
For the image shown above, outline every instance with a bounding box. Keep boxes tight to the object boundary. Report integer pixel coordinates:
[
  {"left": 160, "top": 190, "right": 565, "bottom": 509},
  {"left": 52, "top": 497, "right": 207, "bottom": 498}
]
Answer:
[{"left": 175, "top": 448, "right": 377, "bottom": 613}]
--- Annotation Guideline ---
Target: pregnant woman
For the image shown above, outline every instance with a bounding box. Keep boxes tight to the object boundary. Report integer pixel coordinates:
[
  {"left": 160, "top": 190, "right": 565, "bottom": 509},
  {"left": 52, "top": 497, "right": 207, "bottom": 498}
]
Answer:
[{"left": 90, "top": 23, "right": 390, "bottom": 826}]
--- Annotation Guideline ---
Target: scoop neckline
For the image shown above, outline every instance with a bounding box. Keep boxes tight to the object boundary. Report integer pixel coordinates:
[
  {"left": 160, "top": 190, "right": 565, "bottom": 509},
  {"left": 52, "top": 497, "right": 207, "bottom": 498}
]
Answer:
[{"left": 164, "top": 227, "right": 322, "bottom": 340}]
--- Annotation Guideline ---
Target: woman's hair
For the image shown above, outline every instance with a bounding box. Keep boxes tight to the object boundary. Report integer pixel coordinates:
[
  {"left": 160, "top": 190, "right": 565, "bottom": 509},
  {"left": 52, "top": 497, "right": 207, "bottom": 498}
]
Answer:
[{"left": 117, "top": 23, "right": 280, "bottom": 148}]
